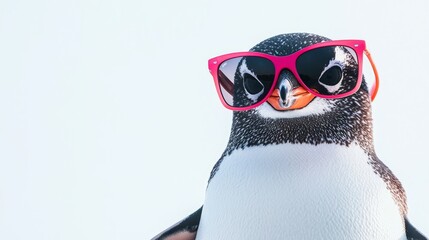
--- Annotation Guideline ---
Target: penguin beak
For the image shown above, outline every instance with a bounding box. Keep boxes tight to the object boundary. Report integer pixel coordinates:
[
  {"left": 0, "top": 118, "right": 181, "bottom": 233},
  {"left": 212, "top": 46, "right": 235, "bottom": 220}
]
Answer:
[{"left": 267, "top": 75, "right": 316, "bottom": 111}]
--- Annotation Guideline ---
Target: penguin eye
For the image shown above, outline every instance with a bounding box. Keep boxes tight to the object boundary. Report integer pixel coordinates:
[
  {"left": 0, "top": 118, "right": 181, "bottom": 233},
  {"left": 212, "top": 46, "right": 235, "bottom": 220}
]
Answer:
[
  {"left": 319, "top": 65, "right": 343, "bottom": 86},
  {"left": 243, "top": 73, "right": 264, "bottom": 95},
  {"left": 318, "top": 60, "right": 344, "bottom": 93}
]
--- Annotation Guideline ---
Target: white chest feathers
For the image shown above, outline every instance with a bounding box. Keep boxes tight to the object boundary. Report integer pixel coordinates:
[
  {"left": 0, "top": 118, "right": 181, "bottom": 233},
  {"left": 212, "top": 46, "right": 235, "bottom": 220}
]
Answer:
[{"left": 196, "top": 143, "right": 406, "bottom": 240}]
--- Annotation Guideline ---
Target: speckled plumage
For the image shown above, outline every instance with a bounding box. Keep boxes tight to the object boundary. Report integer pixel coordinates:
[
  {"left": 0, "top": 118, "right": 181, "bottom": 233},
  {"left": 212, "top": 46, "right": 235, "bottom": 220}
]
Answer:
[{"left": 209, "top": 33, "right": 407, "bottom": 215}]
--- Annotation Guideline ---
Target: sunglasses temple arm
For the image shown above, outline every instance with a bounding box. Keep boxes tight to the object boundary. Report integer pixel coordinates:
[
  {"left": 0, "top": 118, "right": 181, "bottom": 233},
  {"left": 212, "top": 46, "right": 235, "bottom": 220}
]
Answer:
[{"left": 364, "top": 49, "right": 380, "bottom": 101}]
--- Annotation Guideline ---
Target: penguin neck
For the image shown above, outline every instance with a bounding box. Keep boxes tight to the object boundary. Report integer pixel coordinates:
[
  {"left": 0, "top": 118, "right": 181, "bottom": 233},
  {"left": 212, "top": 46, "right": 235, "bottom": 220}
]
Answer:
[{"left": 225, "top": 94, "right": 375, "bottom": 156}]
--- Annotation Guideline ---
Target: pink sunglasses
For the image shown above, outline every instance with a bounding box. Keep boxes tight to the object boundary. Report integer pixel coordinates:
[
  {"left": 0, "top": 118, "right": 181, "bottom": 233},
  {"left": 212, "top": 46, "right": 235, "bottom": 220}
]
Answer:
[{"left": 208, "top": 40, "right": 379, "bottom": 111}]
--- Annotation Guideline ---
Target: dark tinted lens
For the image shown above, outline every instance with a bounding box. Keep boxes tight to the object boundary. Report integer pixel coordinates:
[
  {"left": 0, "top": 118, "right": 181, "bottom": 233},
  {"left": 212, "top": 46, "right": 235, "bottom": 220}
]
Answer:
[
  {"left": 296, "top": 46, "right": 359, "bottom": 96},
  {"left": 217, "top": 56, "right": 275, "bottom": 107}
]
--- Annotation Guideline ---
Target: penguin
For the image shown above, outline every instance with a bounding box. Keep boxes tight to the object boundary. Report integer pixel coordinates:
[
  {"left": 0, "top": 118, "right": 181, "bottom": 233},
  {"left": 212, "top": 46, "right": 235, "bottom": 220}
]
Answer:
[{"left": 152, "top": 33, "right": 427, "bottom": 240}]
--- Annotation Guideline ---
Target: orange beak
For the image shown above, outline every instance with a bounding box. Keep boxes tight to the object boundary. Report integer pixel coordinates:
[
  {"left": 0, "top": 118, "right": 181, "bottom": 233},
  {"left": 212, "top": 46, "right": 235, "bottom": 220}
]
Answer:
[{"left": 267, "top": 86, "right": 315, "bottom": 111}]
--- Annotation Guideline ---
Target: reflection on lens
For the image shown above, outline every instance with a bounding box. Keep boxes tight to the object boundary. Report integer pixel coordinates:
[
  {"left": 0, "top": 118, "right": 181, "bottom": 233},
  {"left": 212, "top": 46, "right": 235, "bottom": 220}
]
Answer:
[
  {"left": 296, "top": 46, "right": 358, "bottom": 96},
  {"left": 218, "top": 56, "right": 275, "bottom": 107}
]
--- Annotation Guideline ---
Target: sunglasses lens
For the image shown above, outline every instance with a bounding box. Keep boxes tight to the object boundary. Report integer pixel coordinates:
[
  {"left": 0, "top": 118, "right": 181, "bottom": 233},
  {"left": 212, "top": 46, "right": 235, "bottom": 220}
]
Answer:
[
  {"left": 217, "top": 56, "right": 275, "bottom": 108},
  {"left": 296, "top": 46, "right": 359, "bottom": 96}
]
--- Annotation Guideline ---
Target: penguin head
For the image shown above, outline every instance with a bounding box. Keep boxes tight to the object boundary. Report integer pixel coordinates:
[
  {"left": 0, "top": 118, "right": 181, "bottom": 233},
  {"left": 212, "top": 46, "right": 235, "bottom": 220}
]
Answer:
[
  {"left": 230, "top": 33, "right": 373, "bottom": 120},
  {"left": 219, "top": 33, "right": 376, "bottom": 153}
]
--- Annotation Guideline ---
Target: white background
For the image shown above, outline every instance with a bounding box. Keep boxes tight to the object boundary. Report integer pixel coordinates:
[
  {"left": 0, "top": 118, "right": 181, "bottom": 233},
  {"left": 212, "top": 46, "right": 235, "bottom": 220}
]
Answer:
[{"left": 0, "top": 0, "right": 428, "bottom": 239}]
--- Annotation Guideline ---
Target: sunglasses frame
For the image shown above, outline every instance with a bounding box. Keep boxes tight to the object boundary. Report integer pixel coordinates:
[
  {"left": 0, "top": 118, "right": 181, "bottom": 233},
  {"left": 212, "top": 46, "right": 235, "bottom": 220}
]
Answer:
[{"left": 208, "top": 40, "right": 379, "bottom": 111}]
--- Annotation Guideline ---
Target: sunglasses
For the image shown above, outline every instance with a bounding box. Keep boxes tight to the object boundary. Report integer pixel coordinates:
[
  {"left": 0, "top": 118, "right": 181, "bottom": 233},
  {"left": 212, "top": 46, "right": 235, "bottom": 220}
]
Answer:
[{"left": 208, "top": 40, "right": 379, "bottom": 111}]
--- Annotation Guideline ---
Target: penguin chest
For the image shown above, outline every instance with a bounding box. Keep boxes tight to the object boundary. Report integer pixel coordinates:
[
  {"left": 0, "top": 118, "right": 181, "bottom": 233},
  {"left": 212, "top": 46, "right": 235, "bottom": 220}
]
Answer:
[{"left": 196, "top": 143, "right": 405, "bottom": 240}]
